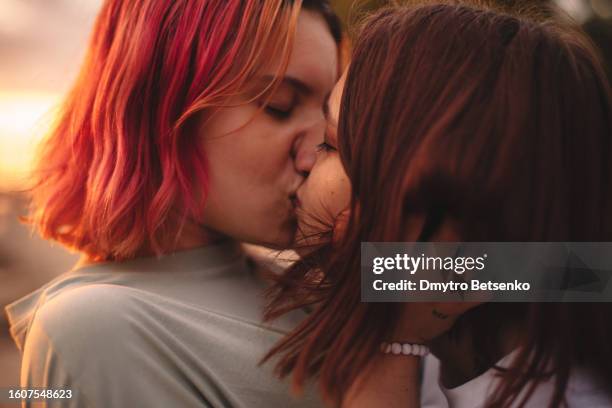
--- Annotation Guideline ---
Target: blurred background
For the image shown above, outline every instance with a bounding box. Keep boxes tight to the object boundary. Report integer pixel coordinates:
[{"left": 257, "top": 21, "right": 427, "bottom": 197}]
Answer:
[{"left": 0, "top": 0, "right": 610, "bottom": 403}]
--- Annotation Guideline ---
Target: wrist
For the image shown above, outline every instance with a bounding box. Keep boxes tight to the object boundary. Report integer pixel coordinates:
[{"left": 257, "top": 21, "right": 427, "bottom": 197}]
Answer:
[{"left": 381, "top": 341, "right": 430, "bottom": 357}]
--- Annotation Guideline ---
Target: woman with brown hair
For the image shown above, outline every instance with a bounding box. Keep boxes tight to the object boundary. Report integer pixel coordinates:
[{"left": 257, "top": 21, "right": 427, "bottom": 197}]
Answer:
[{"left": 264, "top": 3, "right": 612, "bottom": 407}]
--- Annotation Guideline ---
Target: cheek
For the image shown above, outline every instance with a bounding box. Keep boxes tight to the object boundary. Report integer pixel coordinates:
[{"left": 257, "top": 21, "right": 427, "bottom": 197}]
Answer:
[
  {"left": 195, "top": 107, "right": 299, "bottom": 244},
  {"left": 324, "top": 167, "right": 351, "bottom": 221},
  {"left": 300, "top": 155, "right": 351, "bottom": 227},
  {"left": 200, "top": 107, "right": 294, "bottom": 192}
]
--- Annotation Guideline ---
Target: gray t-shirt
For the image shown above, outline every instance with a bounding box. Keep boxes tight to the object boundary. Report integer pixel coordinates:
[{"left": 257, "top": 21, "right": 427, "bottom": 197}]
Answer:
[{"left": 5, "top": 243, "right": 320, "bottom": 408}]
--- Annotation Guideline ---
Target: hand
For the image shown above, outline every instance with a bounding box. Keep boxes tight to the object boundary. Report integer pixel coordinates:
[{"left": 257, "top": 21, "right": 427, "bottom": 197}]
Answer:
[{"left": 391, "top": 301, "right": 483, "bottom": 344}]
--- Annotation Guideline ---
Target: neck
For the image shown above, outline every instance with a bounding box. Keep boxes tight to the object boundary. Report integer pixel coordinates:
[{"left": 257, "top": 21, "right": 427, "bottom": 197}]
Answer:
[
  {"left": 79, "top": 220, "right": 228, "bottom": 267},
  {"left": 170, "top": 220, "right": 228, "bottom": 252}
]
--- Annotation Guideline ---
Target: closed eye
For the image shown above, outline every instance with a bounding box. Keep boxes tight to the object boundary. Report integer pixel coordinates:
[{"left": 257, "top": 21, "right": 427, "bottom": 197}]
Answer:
[
  {"left": 316, "top": 142, "right": 336, "bottom": 152},
  {"left": 265, "top": 105, "right": 293, "bottom": 120}
]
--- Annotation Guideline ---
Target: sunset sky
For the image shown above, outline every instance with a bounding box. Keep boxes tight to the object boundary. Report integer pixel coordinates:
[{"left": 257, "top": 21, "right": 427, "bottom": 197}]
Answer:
[{"left": 0, "top": 0, "right": 101, "bottom": 190}]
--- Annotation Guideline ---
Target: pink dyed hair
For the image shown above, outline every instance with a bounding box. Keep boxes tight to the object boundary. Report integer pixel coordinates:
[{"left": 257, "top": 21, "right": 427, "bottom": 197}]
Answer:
[{"left": 29, "top": 0, "right": 339, "bottom": 260}]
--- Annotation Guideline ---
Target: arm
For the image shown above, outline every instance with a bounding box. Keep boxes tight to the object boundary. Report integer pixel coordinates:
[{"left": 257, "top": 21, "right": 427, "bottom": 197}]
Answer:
[
  {"left": 341, "top": 302, "right": 483, "bottom": 408},
  {"left": 342, "top": 355, "right": 421, "bottom": 408}
]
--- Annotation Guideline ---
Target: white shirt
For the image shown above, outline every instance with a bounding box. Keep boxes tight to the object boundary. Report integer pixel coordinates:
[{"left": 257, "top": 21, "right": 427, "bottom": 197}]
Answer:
[{"left": 421, "top": 352, "right": 612, "bottom": 407}]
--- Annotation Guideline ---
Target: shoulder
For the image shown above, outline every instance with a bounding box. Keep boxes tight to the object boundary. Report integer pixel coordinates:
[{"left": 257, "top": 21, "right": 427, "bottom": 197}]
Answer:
[
  {"left": 22, "top": 284, "right": 219, "bottom": 407},
  {"left": 564, "top": 368, "right": 612, "bottom": 407},
  {"left": 33, "top": 284, "right": 138, "bottom": 335},
  {"left": 26, "top": 284, "right": 143, "bottom": 362},
  {"left": 20, "top": 285, "right": 144, "bottom": 402}
]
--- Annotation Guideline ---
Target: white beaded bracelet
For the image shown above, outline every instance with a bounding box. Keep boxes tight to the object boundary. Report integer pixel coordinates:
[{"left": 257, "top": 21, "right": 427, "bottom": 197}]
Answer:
[{"left": 380, "top": 342, "right": 430, "bottom": 357}]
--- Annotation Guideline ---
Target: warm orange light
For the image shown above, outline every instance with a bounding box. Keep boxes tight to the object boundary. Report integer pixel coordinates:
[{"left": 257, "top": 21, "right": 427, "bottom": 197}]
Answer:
[{"left": 0, "top": 92, "right": 61, "bottom": 191}]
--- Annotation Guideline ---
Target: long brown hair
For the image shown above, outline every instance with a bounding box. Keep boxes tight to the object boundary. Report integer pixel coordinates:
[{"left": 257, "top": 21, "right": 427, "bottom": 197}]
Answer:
[{"left": 263, "top": 3, "right": 612, "bottom": 407}]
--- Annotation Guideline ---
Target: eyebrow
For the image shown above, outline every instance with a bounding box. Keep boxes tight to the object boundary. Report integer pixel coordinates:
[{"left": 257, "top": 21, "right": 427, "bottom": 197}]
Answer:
[{"left": 260, "top": 74, "right": 313, "bottom": 96}]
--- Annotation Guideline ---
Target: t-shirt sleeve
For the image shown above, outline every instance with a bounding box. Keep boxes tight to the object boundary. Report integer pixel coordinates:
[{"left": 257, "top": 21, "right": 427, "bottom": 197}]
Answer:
[{"left": 20, "top": 317, "right": 87, "bottom": 408}]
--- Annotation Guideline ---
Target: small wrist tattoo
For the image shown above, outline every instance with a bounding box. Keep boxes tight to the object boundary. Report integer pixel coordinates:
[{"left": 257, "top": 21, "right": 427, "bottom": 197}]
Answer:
[{"left": 432, "top": 309, "right": 450, "bottom": 319}]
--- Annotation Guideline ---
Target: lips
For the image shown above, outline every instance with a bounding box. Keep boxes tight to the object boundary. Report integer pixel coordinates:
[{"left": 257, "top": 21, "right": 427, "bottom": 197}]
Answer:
[
  {"left": 289, "top": 194, "right": 300, "bottom": 208},
  {"left": 289, "top": 179, "right": 304, "bottom": 209}
]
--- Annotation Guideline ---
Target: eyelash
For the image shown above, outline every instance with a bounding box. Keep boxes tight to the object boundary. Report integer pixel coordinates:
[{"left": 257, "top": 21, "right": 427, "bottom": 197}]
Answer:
[
  {"left": 264, "top": 105, "right": 293, "bottom": 120},
  {"left": 316, "top": 142, "right": 336, "bottom": 152}
]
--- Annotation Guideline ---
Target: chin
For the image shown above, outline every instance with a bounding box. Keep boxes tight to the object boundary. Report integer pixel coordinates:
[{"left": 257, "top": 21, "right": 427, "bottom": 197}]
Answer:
[
  {"left": 270, "top": 227, "right": 297, "bottom": 249},
  {"left": 244, "top": 222, "right": 295, "bottom": 250}
]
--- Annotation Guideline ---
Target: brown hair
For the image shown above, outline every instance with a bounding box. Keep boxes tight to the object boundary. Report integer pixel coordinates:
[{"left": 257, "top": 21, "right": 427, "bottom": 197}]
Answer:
[{"left": 264, "top": 3, "right": 612, "bottom": 407}]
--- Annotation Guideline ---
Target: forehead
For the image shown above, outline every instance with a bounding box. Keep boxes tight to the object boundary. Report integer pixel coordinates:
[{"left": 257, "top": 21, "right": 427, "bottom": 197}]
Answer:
[
  {"left": 282, "top": 9, "right": 338, "bottom": 97},
  {"left": 328, "top": 70, "right": 347, "bottom": 122}
]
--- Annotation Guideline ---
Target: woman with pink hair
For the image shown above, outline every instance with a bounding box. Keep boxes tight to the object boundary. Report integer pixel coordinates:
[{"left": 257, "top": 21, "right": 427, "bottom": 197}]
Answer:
[{"left": 6, "top": 0, "right": 341, "bottom": 406}]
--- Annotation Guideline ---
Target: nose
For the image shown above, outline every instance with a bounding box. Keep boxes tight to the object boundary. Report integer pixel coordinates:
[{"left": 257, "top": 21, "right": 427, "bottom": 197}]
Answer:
[{"left": 292, "top": 121, "right": 325, "bottom": 177}]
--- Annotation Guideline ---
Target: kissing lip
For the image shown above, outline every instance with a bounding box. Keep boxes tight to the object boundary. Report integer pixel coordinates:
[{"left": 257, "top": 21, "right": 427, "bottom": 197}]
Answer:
[
  {"left": 289, "top": 193, "right": 301, "bottom": 208},
  {"left": 289, "top": 179, "right": 305, "bottom": 208}
]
